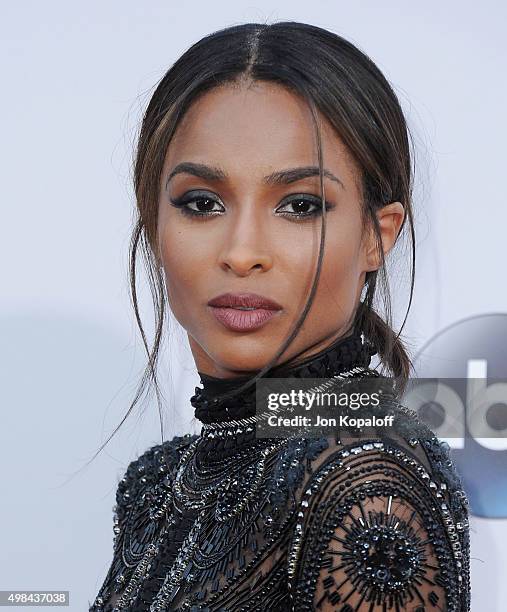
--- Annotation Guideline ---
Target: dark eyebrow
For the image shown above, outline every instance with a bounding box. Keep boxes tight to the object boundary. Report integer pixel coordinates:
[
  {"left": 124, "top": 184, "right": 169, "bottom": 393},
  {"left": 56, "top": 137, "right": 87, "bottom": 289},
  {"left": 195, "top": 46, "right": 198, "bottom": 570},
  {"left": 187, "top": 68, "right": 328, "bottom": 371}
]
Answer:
[
  {"left": 166, "top": 162, "right": 227, "bottom": 187},
  {"left": 264, "top": 166, "right": 344, "bottom": 188},
  {"left": 165, "top": 162, "right": 344, "bottom": 190}
]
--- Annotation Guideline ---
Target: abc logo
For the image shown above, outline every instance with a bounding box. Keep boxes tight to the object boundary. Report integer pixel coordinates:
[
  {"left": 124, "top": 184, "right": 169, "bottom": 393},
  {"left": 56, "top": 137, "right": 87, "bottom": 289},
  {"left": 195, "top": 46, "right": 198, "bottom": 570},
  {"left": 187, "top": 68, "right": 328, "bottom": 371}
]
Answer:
[{"left": 406, "top": 313, "right": 507, "bottom": 518}]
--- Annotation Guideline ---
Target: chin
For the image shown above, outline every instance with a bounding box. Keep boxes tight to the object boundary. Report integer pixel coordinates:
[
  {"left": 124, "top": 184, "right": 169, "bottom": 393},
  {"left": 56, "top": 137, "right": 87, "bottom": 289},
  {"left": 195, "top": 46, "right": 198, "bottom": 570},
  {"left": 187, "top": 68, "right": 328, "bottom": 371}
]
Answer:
[
  {"left": 213, "top": 349, "right": 273, "bottom": 375},
  {"left": 206, "top": 333, "right": 283, "bottom": 375}
]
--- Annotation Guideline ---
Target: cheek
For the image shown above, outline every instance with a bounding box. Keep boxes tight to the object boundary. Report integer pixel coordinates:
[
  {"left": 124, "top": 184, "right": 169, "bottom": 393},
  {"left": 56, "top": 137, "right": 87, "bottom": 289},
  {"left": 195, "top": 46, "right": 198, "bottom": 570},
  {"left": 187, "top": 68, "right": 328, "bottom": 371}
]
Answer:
[
  {"left": 158, "top": 223, "right": 209, "bottom": 317},
  {"left": 319, "top": 221, "right": 364, "bottom": 310}
]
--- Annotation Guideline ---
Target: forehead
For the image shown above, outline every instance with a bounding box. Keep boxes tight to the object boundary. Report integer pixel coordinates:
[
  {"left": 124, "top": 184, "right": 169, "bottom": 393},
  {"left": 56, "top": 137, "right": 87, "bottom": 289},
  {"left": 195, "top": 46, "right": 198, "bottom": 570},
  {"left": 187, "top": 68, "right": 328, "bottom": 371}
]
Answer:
[{"left": 164, "top": 81, "right": 358, "bottom": 185}]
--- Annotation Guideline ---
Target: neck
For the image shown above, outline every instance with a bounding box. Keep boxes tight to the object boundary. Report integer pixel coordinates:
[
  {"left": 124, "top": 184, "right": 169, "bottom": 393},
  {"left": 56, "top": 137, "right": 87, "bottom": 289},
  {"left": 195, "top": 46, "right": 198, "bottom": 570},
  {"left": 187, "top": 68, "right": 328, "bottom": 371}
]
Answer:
[{"left": 191, "top": 330, "right": 376, "bottom": 426}]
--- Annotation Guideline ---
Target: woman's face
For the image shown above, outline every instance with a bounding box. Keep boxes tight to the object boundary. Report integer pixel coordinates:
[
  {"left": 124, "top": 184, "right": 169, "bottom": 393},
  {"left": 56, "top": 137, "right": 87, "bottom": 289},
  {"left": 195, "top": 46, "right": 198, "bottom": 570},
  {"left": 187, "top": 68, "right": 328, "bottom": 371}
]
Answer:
[{"left": 157, "top": 81, "right": 403, "bottom": 378}]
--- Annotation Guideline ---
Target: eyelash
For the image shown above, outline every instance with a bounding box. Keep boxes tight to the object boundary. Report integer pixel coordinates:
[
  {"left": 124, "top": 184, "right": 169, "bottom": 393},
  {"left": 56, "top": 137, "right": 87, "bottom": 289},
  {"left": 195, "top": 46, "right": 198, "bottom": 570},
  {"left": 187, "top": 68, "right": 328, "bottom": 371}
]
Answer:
[{"left": 169, "top": 191, "right": 334, "bottom": 222}]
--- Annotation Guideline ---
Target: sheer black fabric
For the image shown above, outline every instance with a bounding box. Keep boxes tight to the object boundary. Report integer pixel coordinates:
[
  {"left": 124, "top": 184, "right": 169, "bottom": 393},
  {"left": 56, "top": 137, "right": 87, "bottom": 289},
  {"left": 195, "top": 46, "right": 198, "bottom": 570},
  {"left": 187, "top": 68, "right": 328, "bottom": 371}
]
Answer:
[{"left": 89, "top": 333, "right": 471, "bottom": 611}]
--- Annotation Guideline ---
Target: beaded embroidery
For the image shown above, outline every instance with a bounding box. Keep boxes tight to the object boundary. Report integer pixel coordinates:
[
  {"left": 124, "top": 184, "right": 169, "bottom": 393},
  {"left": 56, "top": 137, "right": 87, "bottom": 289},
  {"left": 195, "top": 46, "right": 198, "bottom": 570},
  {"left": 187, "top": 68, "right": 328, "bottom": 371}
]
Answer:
[{"left": 90, "top": 333, "right": 471, "bottom": 611}]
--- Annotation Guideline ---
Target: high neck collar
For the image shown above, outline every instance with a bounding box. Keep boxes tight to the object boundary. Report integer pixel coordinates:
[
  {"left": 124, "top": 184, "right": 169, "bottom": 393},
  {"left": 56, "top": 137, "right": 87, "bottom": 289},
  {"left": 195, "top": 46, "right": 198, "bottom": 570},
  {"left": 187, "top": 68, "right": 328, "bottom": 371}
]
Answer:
[{"left": 191, "top": 331, "right": 376, "bottom": 425}]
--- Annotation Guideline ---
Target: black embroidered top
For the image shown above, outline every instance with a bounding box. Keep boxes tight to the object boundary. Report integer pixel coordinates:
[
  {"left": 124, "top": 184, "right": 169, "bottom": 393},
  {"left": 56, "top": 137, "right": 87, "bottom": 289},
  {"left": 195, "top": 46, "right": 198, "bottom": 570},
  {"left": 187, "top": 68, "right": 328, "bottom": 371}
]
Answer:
[{"left": 89, "top": 333, "right": 471, "bottom": 611}]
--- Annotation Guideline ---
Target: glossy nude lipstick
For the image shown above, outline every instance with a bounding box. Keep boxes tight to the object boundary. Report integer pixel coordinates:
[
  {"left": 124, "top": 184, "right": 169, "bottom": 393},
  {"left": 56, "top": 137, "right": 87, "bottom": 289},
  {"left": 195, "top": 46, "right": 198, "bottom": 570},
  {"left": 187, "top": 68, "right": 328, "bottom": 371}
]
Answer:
[{"left": 207, "top": 292, "right": 282, "bottom": 332}]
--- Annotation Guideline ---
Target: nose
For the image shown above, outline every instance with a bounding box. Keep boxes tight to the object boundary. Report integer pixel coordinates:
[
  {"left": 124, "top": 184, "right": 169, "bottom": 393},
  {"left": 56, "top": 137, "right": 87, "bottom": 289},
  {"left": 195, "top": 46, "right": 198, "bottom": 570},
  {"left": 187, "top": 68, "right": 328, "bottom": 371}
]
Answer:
[{"left": 218, "top": 210, "right": 273, "bottom": 276}]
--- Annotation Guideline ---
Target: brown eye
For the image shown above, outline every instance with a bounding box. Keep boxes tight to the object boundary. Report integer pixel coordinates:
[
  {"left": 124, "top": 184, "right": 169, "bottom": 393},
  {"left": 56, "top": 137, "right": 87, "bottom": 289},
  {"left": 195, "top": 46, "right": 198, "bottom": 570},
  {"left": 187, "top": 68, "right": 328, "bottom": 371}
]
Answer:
[
  {"left": 170, "top": 191, "right": 225, "bottom": 218},
  {"left": 187, "top": 198, "right": 222, "bottom": 213},
  {"left": 284, "top": 199, "right": 317, "bottom": 214},
  {"left": 275, "top": 195, "right": 332, "bottom": 222}
]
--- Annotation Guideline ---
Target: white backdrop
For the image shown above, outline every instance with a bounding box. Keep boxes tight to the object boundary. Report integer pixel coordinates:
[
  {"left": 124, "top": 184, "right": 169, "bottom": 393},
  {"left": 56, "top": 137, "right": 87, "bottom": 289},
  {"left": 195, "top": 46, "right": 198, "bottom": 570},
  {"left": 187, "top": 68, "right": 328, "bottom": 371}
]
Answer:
[{"left": 1, "top": 1, "right": 505, "bottom": 609}]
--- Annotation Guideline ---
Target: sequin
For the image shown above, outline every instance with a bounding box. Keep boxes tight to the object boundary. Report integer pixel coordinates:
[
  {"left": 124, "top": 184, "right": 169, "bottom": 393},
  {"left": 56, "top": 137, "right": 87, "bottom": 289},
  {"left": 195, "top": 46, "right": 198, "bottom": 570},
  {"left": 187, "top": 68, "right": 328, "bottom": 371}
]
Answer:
[{"left": 89, "top": 333, "right": 470, "bottom": 611}]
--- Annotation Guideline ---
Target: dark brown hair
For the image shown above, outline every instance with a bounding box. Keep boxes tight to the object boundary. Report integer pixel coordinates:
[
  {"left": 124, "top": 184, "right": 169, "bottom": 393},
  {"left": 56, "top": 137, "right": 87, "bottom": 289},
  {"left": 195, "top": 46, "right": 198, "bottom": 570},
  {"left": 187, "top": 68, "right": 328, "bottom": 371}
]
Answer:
[{"left": 97, "top": 20, "right": 416, "bottom": 455}]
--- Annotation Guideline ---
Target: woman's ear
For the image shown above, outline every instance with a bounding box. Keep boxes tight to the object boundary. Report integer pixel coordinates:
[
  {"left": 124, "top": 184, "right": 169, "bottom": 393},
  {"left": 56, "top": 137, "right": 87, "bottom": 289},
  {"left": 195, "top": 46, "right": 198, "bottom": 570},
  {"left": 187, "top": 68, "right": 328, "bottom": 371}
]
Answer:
[{"left": 364, "top": 201, "right": 405, "bottom": 271}]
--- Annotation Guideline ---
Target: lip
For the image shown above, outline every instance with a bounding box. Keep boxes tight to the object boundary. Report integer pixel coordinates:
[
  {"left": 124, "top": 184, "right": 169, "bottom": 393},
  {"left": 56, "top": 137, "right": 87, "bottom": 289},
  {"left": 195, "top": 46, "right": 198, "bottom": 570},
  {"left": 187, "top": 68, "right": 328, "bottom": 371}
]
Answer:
[
  {"left": 207, "top": 292, "right": 283, "bottom": 332},
  {"left": 208, "top": 292, "right": 283, "bottom": 310}
]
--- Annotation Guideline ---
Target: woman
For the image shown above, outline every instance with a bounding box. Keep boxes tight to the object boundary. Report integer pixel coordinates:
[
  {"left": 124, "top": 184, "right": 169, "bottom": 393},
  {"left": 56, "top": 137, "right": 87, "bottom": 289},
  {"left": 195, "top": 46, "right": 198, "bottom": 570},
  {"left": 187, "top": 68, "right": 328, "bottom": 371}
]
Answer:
[{"left": 90, "top": 21, "right": 471, "bottom": 611}]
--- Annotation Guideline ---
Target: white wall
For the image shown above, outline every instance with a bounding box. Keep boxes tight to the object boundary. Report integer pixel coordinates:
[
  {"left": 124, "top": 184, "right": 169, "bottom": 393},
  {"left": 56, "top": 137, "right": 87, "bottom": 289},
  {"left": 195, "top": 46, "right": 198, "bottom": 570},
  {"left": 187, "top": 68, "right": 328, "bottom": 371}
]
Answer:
[{"left": 1, "top": 1, "right": 505, "bottom": 608}]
